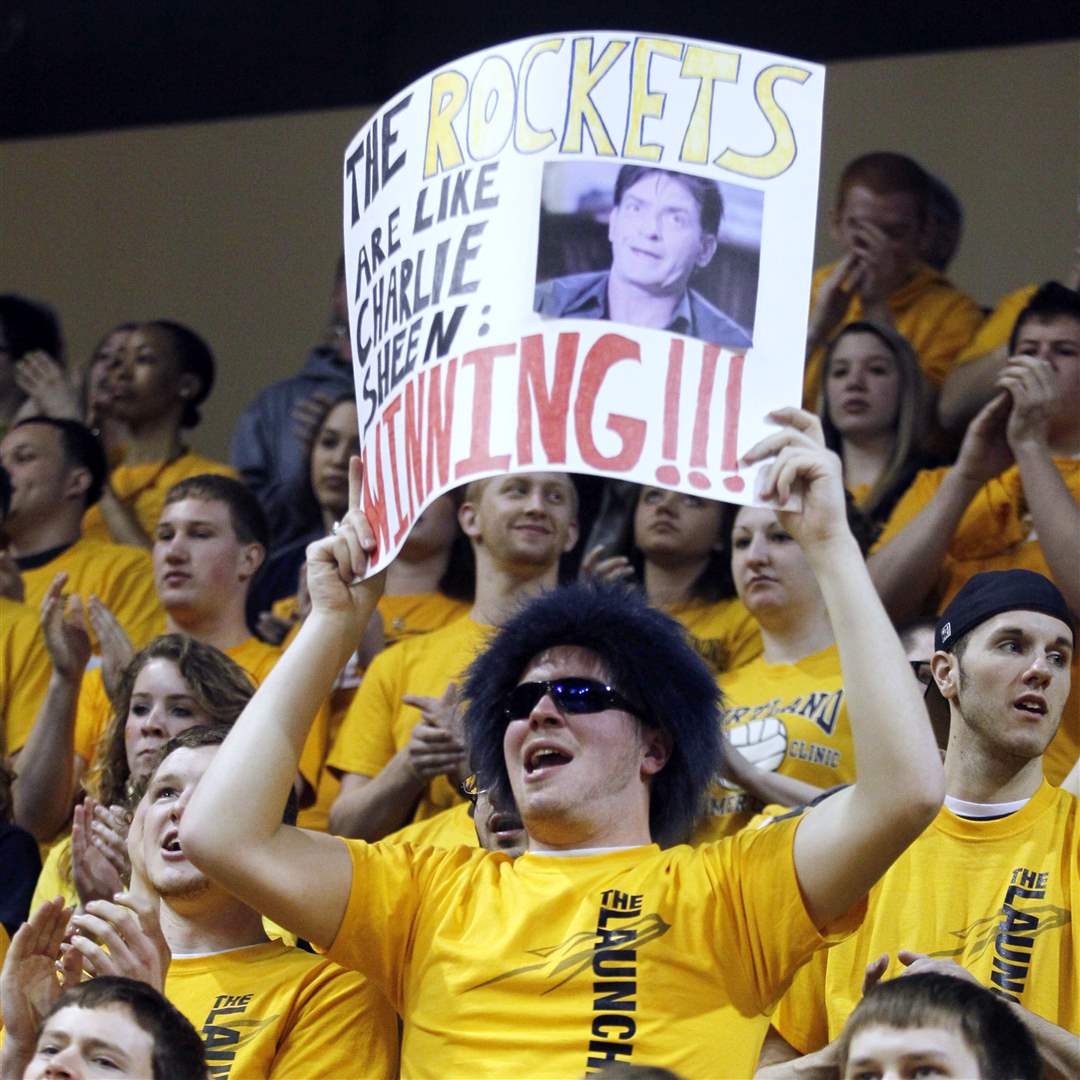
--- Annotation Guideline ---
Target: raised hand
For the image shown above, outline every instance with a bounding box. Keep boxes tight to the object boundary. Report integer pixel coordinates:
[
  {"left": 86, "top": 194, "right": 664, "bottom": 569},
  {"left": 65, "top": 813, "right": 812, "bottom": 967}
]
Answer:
[
  {"left": 998, "top": 353, "right": 1057, "bottom": 450},
  {"left": 71, "top": 797, "right": 130, "bottom": 907},
  {"left": 0, "top": 899, "right": 78, "bottom": 1058},
  {"left": 13, "top": 351, "right": 82, "bottom": 420},
  {"left": 741, "top": 408, "right": 849, "bottom": 551},
  {"left": 304, "top": 456, "right": 385, "bottom": 628},
  {"left": 290, "top": 390, "right": 336, "bottom": 450},
  {"left": 807, "top": 250, "right": 862, "bottom": 349},
  {"left": 40, "top": 573, "right": 91, "bottom": 681},
  {"left": 579, "top": 543, "right": 635, "bottom": 584},
  {"left": 954, "top": 392, "right": 1014, "bottom": 486},
  {"left": 64, "top": 891, "right": 170, "bottom": 992},
  {"left": 87, "top": 594, "right": 135, "bottom": 700}
]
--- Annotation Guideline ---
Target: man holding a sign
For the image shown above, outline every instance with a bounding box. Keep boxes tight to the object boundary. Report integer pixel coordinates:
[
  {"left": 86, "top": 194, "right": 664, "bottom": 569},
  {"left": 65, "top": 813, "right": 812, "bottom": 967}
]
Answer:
[
  {"left": 535, "top": 165, "right": 753, "bottom": 349},
  {"left": 180, "top": 410, "right": 944, "bottom": 1076}
]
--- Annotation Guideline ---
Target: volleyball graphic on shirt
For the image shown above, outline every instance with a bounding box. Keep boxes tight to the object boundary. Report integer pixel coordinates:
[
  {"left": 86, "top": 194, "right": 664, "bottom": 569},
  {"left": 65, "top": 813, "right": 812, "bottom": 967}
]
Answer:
[{"left": 728, "top": 716, "right": 788, "bottom": 772}]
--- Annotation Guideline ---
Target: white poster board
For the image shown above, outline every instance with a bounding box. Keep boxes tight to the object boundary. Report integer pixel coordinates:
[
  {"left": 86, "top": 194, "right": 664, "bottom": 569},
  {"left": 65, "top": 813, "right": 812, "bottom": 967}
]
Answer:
[{"left": 343, "top": 31, "right": 824, "bottom": 570}]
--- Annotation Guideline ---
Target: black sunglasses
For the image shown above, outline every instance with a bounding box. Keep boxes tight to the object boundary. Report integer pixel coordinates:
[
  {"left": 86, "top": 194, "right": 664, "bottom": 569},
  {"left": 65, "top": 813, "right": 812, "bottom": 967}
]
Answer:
[{"left": 504, "top": 677, "right": 641, "bottom": 722}]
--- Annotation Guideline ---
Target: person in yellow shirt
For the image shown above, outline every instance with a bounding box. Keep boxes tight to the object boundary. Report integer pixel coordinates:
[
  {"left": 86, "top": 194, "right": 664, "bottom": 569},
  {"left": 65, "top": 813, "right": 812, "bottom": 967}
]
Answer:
[
  {"left": 870, "top": 283, "right": 1080, "bottom": 784},
  {"left": 31, "top": 633, "right": 255, "bottom": 912},
  {"left": 61, "top": 724, "right": 397, "bottom": 1078},
  {"left": 760, "top": 570, "right": 1079, "bottom": 1078},
  {"left": 327, "top": 470, "right": 579, "bottom": 840},
  {"left": 80, "top": 320, "right": 236, "bottom": 548},
  {"left": 582, "top": 484, "right": 761, "bottom": 676},
  {"left": 0, "top": 596, "right": 51, "bottom": 761},
  {"left": 938, "top": 229, "right": 1079, "bottom": 431},
  {"left": 804, "top": 152, "right": 982, "bottom": 405},
  {"left": 0, "top": 416, "right": 162, "bottom": 648},
  {"left": 178, "top": 415, "right": 945, "bottom": 1077},
  {"left": 692, "top": 496, "right": 873, "bottom": 841}
]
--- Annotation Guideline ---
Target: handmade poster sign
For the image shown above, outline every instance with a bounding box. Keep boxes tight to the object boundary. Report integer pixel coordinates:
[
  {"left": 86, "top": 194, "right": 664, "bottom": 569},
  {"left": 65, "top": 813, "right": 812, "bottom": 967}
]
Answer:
[{"left": 342, "top": 31, "right": 825, "bottom": 570}]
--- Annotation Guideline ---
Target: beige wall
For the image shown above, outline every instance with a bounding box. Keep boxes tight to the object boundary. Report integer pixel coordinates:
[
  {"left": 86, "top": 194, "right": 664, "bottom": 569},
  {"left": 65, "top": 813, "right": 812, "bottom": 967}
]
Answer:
[{"left": 2, "top": 39, "right": 1077, "bottom": 460}]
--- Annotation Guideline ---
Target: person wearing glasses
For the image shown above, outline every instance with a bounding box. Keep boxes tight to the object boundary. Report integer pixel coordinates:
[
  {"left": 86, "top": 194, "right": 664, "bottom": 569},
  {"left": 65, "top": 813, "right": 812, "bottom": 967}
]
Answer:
[{"left": 178, "top": 414, "right": 944, "bottom": 1077}]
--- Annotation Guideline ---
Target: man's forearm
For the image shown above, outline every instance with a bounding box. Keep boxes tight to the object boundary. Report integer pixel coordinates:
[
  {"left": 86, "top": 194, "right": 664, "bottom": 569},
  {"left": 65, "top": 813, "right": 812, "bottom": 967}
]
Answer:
[
  {"left": 97, "top": 489, "right": 151, "bottom": 549},
  {"left": 182, "top": 610, "right": 358, "bottom": 866},
  {"left": 328, "top": 756, "right": 424, "bottom": 840},
  {"left": 938, "top": 345, "right": 1008, "bottom": 431},
  {"left": 1, "top": 1040, "right": 35, "bottom": 1080},
  {"left": 12, "top": 671, "right": 81, "bottom": 841},
  {"left": 867, "top": 469, "right": 980, "bottom": 621}
]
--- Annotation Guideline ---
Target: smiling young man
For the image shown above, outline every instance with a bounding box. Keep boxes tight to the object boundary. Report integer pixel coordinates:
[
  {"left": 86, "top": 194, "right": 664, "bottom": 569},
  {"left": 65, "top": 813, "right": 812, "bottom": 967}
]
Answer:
[
  {"left": 760, "top": 570, "right": 1079, "bottom": 1080},
  {"left": 535, "top": 165, "right": 752, "bottom": 348},
  {"left": 179, "top": 412, "right": 944, "bottom": 1077},
  {"left": 326, "top": 471, "right": 578, "bottom": 840}
]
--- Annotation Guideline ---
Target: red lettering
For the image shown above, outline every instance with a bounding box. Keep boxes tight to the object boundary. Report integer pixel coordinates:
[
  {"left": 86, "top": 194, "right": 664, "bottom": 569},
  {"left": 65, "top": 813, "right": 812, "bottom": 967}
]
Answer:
[
  {"left": 516, "top": 332, "right": 577, "bottom": 465},
  {"left": 402, "top": 374, "right": 426, "bottom": 514},
  {"left": 575, "top": 334, "right": 646, "bottom": 471},
  {"left": 720, "top": 353, "right": 746, "bottom": 492},
  {"left": 381, "top": 395, "right": 412, "bottom": 546},
  {"left": 454, "top": 344, "right": 515, "bottom": 479},
  {"left": 361, "top": 422, "right": 391, "bottom": 559},
  {"left": 425, "top": 358, "right": 457, "bottom": 493}
]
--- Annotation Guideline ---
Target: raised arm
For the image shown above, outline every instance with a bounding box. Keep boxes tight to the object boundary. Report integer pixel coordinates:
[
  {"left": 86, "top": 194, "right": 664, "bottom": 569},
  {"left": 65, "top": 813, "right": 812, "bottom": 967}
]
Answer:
[
  {"left": 180, "top": 457, "right": 384, "bottom": 948},
  {"left": 744, "top": 410, "right": 944, "bottom": 930},
  {"left": 999, "top": 353, "right": 1080, "bottom": 611},
  {"left": 13, "top": 574, "right": 89, "bottom": 841},
  {"left": 867, "top": 393, "right": 1013, "bottom": 622}
]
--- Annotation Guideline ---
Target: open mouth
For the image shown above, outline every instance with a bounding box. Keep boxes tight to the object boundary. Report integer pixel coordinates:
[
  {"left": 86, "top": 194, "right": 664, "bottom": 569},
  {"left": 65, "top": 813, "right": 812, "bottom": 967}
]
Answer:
[
  {"left": 161, "top": 830, "right": 184, "bottom": 857},
  {"left": 525, "top": 746, "right": 572, "bottom": 776},
  {"left": 488, "top": 811, "right": 524, "bottom": 836},
  {"left": 1013, "top": 696, "right": 1047, "bottom": 716}
]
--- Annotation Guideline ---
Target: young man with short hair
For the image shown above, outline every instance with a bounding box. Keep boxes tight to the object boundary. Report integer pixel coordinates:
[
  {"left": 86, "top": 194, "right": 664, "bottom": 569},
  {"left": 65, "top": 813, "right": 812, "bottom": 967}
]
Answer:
[
  {"left": 327, "top": 470, "right": 579, "bottom": 840},
  {"left": 760, "top": 569, "right": 1079, "bottom": 1079},
  {"left": 180, "top": 411, "right": 944, "bottom": 1077},
  {"left": 870, "top": 282, "right": 1080, "bottom": 783},
  {"left": 0, "top": 416, "right": 161, "bottom": 645},
  {"left": 804, "top": 151, "right": 982, "bottom": 403},
  {"left": 111, "top": 725, "right": 395, "bottom": 1078}
]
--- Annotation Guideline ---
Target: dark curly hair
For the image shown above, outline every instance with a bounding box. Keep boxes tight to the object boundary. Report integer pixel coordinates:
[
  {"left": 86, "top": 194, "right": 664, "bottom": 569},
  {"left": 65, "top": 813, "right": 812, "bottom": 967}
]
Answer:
[{"left": 462, "top": 581, "right": 722, "bottom": 847}]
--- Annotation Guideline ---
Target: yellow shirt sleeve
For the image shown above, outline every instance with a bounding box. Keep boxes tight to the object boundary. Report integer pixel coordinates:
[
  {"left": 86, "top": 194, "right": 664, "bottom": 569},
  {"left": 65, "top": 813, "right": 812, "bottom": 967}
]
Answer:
[
  {"left": 954, "top": 284, "right": 1037, "bottom": 365},
  {"left": 1, "top": 598, "right": 53, "bottom": 755},
  {"left": 73, "top": 666, "right": 114, "bottom": 772}
]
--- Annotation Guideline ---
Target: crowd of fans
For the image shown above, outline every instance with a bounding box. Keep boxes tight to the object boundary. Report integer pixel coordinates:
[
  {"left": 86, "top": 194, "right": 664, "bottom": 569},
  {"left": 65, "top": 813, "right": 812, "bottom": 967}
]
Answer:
[{"left": 0, "top": 150, "right": 1077, "bottom": 1078}]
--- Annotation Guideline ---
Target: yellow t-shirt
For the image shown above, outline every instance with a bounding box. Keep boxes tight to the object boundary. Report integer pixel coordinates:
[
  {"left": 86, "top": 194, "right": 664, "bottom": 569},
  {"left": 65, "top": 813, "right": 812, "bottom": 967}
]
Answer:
[
  {"left": 383, "top": 801, "right": 478, "bottom": 848},
  {"left": 1, "top": 597, "right": 53, "bottom": 755},
  {"left": 80, "top": 450, "right": 238, "bottom": 545},
  {"left": 666, "top": 597, "right": 763, "bottom": 676},
  {"left": 774, "top": 781, "right": 1080, "bottom": 1052},
  {"left": 165, "top": 939, "right": 397, "bottom": 1080},
  {"left": 804, "top": 261, "right": 984, "bottom": 403},
  {"left": 954, "top": 284, "right": 1038, "bottom": 365},
  {"left": 874, "top": 460, "right": 1080, "bottom": 785},
  {"left": 295, "top": 591, "right": 469, "bottom": 832},
  {"left": 694, "top": 644, "right": 853, "bottom": 842},
  {"left": 19, "top": 538, "right": 163, "bottom": 652},
  {"left": 378, "top": 591, "right": 469, "bottom": 645},
  {"left": 326, "top": 818, "right": 862, "bottom": 1079},
  {"left": 327, "top": 616, "right": 491, "bottom": 823}
]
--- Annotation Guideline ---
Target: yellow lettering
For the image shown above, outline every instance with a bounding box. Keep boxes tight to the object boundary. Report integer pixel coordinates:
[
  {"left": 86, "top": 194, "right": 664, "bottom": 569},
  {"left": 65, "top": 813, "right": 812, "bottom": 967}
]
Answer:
[
  {"left": 467, "top": 56, "right": 516, "bottom": 161},
  {"left": 423, "top": 70, "right": 468, "bottom": 179},
  {"left": 560, "top": 37, "right": 628, "bottom": 156},
  {"left": 678, "top": 46, "right": 740, "bottom": 164},
  {"left": 515, "top": 38, "right": 563, "bottom": 153},
  {"left": 714, "top": 63, "right": 811, "bottom": 179},
  {"left": 622, "top": 37, "right": 683, "bottom": 162}
]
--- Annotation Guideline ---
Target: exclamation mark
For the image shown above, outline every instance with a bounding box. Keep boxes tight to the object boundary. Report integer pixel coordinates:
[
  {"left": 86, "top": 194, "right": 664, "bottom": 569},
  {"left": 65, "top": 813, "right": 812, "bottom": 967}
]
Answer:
[
  {"left": 687, "top": 344, "right": 720, "bottom": 489},
  {"left": 655, "top": 339, "right": 683, "bottom": 485},
  {"left": 721, "top": 353, "right": 746, "bottom": 492}
]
